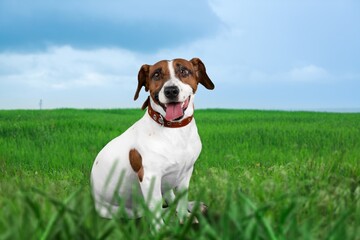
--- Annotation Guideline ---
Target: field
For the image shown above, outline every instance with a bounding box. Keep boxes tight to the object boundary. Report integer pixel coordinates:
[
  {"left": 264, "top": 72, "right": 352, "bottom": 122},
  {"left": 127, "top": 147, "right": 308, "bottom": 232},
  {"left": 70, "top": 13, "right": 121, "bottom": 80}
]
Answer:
[{"left": 0, "top": 109, "right": 360, "bottom": 239}]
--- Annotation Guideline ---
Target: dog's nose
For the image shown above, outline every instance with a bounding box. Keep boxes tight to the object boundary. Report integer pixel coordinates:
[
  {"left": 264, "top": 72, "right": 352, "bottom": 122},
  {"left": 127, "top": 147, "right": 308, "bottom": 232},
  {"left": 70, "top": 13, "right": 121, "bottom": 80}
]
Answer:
[{"left": 164, "top": 86, "right": 179, "bottom": 100}]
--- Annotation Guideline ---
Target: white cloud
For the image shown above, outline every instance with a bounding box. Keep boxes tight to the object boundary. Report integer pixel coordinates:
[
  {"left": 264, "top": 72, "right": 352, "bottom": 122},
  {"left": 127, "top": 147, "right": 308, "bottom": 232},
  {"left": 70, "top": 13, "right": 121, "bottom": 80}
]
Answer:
[
  {"left": 246, "top": 65, "right": 331, "bottom": 84},
  {"left": 288, "top": 65, "right": 329, "bottom": 82},
  {"left": 0, "top": 45, "right": 142, "bottom": 90}
]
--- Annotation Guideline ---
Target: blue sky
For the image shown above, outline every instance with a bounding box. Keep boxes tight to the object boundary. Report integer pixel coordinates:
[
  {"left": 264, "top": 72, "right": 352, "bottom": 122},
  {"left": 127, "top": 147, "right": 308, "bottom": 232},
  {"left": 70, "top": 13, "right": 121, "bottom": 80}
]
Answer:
[{"left": 0, "top": 0, "right": 359, "bottom": 110}]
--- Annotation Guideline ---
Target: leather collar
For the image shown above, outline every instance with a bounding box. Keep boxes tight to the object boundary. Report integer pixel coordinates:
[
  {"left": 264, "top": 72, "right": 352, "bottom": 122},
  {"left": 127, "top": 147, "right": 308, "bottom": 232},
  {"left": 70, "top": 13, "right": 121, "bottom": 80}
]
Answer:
[{"left": 147, "top": 102, "right": 193, "bottom": 128}]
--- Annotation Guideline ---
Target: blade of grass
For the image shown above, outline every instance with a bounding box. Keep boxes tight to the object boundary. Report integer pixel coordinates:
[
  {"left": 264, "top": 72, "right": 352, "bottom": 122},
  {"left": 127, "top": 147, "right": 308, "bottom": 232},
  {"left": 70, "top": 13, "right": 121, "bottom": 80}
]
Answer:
[
  {"left": 40, "top": 188, "right": 81, "bottom": 240},
  {"left": 238, "top": 191, "right": 277, "bottom": 240}
]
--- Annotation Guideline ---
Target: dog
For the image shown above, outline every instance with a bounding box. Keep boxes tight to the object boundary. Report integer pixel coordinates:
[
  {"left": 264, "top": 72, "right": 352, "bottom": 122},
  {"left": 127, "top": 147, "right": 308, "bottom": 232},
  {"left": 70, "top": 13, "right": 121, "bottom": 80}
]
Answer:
[{"left": 90, "top": 58, "right": 214, "bottom": 229}]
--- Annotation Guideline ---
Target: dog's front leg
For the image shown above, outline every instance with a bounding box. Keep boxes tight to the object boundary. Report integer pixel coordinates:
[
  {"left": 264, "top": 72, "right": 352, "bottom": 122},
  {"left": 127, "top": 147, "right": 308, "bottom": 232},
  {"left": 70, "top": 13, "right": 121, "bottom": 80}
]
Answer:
[
  {"left": 176, "top": 167, "right": 194, "bottom": 223},
  {"left": 139, "top": 173, "right": 164, "bottom": 231}
]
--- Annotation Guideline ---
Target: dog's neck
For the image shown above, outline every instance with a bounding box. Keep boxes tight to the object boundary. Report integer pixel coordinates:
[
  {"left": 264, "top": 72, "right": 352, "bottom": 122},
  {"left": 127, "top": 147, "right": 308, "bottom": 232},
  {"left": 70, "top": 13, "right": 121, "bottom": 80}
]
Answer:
[{"left": 147, "top": 98, "right": 194, "bottom": 128}]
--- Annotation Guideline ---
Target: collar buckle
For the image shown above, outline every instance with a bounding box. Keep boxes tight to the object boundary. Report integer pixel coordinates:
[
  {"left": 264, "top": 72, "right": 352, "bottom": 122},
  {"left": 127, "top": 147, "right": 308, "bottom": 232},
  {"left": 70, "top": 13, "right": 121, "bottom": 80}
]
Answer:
[{"left": 158, "top": 114, "right": 164, "bottom": 126}]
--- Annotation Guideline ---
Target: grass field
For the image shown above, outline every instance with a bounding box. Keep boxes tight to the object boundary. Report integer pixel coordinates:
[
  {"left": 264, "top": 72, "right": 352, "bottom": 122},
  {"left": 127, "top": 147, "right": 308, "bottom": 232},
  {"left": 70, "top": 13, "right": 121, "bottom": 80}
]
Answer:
[{"left": 0, "top": 109, "right": 360, "bottom": 239}]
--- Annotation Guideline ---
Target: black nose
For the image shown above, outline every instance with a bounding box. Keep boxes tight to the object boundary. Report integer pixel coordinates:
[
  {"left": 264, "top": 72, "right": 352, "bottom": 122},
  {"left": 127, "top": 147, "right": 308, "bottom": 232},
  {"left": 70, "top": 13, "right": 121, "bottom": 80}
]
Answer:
[{"left": 164, "top": 86, "right": 179, "bottom": 100}]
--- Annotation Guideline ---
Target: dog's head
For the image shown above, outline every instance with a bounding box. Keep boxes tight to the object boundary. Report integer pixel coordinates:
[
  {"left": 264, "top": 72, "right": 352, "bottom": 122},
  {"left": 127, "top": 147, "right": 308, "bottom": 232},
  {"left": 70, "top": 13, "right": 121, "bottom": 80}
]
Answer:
[{"left": 134, "top": 58, "right": 214, "bottom": 121}]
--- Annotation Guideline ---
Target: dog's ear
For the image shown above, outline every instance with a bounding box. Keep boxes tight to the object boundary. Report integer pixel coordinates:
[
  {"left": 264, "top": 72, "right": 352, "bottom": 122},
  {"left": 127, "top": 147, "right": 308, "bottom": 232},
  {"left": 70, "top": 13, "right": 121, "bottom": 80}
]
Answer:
[
  {"left": 190, "top": 58, "right": 215, "bottom": 90},
  {"left": 141, "top": 96, "right": 150, "bottom": 110},
  {"left": 134, "top": 64, "right": 150, "bottom": 101}
]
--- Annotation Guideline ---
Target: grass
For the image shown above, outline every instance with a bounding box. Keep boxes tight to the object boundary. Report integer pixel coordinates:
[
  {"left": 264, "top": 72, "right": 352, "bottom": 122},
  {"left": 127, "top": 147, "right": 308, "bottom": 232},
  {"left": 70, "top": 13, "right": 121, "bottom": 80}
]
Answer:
[{"left": 0, "top": 108, "right": 360, "bottom": 239}]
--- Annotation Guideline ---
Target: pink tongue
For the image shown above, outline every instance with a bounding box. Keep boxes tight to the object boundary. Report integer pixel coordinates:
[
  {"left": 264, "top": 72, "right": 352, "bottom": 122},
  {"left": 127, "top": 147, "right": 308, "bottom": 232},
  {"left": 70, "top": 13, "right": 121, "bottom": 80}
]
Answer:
[{"left": 165, "top": 102, "right": 183, "bottom": 121}]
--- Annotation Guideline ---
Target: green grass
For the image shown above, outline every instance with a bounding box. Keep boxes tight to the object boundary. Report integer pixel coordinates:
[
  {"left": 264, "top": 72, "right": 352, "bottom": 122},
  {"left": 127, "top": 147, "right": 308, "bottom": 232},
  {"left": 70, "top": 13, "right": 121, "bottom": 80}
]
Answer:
[{"left": 1, "top": 109, "right": 360, "bottom": 239}]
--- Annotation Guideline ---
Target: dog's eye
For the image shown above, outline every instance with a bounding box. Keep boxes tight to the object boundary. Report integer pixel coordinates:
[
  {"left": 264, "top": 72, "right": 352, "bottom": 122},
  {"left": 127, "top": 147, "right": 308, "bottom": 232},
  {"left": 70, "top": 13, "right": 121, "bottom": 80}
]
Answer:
[
  {"left": 180, "top": 67, "right": 190, "bottom": 78},
  {"left": 152, "top": 70, "right": 162, "bottom": 81}
]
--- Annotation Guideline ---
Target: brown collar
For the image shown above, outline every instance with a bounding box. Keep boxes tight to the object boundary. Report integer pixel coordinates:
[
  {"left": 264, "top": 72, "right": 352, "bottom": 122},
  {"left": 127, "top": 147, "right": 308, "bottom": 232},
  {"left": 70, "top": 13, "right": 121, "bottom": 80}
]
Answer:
[{"left": 147, "top": 102, "right": 193, "bottom": 128}]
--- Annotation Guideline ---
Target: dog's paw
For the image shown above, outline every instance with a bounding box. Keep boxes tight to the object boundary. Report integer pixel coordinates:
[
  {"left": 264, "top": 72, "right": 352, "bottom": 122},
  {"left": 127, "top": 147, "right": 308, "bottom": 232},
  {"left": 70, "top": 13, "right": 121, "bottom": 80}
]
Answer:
[
  {"left": 176, "top": 201, "right": 208, "bottom": 225},
  {"left": 178, "top": 211, "right": 199, "bottom": 225},
  {"left": 187, "top": 201, "right": 208, "bottom": 216}
]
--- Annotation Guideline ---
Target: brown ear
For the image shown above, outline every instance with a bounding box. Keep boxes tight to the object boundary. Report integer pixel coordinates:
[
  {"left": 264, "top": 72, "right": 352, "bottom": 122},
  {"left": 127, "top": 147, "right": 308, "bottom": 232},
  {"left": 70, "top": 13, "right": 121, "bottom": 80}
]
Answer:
[
  {"left": 134, "top": 64, "right": 150, "bottom": 101},
  {"left": 190, "top": 58, "right": 215, "bottom": 90},
  {"left": 141, "top": 96, "right": 150, "bottom": 110}
]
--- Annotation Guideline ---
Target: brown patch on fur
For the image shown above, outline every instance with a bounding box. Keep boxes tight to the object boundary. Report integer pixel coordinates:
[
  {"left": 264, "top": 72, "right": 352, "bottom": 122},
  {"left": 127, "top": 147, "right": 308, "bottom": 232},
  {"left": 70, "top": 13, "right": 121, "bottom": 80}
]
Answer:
[
  {"left": 134, "top": 60, "right": 169, "bottom": 109},
  {"left": 173, "top": 59, "right": 199, "bottom": 93},
  {"left": 134, "top": 64, "right": 149, "bottom": 101},
  {"left": 147, "top": 60, "right": 170, "bottom": 108},
  {"left": 129, "top": 149, "right": 144, "bottom": 182},
  {"left": 190, "top": 58, "right": 215, "bottom": 90}
]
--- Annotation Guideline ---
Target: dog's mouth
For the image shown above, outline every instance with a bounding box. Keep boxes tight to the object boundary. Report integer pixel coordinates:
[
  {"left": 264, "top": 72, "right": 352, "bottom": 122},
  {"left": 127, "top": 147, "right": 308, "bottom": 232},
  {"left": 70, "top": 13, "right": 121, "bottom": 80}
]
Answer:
[{"left": 164, "top": 96, "right": 190, "bottom": 121}]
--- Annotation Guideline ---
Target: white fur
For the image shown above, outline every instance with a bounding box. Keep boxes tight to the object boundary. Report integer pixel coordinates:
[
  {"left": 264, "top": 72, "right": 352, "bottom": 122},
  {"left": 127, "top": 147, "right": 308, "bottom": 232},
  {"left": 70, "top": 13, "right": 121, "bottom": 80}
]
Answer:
[{"left": 90, "top": 62, "right": 201, "bottom": 229}]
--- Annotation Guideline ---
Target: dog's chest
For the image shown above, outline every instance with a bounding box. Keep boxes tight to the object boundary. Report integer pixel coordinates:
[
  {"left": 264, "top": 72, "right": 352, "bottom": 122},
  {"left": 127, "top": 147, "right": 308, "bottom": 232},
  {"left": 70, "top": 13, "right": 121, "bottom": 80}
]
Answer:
[
  {"left": 162, "top": 131, "right": 199, "bottom": 170},
  {"left": 154, "top": 128, "right": 201, "bottom": 187},
  {"left": 136, "top": 116, "right": 202, "bottom": 175}
]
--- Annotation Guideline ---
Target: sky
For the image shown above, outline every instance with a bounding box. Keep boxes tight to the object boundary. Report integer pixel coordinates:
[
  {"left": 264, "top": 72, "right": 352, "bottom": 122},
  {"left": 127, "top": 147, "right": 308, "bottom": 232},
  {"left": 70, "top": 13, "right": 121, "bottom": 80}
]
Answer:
[{"left": 0, "top": 0, "right": 359, "bottom": 110}]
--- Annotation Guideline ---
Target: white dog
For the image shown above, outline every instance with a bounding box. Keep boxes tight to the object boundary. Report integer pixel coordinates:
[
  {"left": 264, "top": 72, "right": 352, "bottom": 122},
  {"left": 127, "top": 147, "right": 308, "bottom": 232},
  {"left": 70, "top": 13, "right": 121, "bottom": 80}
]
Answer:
[{"left": 90, "top": 58, "right": 214, "bottom": 228}]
